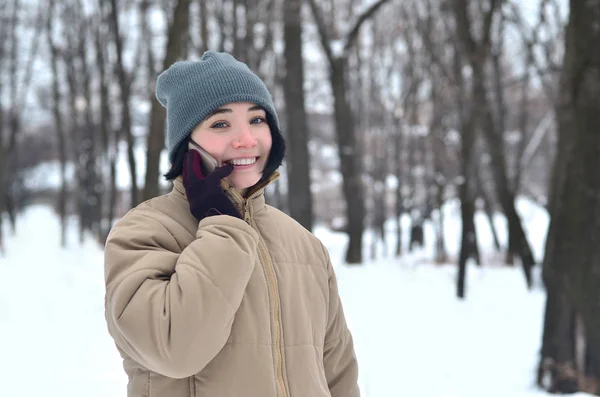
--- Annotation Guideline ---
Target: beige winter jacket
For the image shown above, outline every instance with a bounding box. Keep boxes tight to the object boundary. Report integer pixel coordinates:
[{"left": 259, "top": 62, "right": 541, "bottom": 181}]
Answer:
[{"left": 104, "top": 173, "right": 360, "bottom": 397}]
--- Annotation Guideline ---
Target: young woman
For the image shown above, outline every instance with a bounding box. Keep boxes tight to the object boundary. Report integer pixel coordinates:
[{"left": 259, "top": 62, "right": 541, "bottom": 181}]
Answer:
[{"left": 104, "top": 50, "right": 360, "bottom": 397}]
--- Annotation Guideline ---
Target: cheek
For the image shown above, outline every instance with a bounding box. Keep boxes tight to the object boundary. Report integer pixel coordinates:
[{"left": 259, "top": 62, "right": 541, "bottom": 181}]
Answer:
[
  {"left": 260, "top": 130, "right": 273, "bottom": 154},
  {"left": 193, "top": 135, "right": 227, "bottom": 162}
]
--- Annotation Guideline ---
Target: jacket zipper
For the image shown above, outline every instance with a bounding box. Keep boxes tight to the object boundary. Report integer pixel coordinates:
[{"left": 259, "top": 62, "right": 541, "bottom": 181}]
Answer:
[
  {"left": 243, "top": 199, "right": 251, "bottom": 224},
  {"left": 237, "top": 194, "right": 288, "bottom": 397},
  {"left": 256, "top": 231, "right": 287, "bottom": 397}
]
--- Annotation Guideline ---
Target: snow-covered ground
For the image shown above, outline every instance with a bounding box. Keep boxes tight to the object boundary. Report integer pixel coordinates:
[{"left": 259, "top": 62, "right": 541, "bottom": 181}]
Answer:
[{"left": 0, "top": 199, "right": 592, "bottom": 397}]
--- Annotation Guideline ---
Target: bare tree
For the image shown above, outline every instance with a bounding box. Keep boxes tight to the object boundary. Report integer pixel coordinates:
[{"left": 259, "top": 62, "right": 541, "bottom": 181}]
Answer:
[
  {"left": 95, "top": 2, "right": 119, "bottom": 243},
  {"left": 452, "top": 0, "right": 536, "bottom": 289},
  {"left": 61, "top": 0, "right": 99, "bottom": 243},
  {"left": 538, "top": 0, "right": 600, "bottom": 394},
  {"left": 363, "top": 21, "right": 399, "bottom": 259},
  {"left": 367, "top": 129, "right": 389, "bottom": 260},
  {"left": 0, "top": 0, "right": 18, "bottom": 253},
  {"left": 47, "top": 0, "right": 69, "bottom": 247},
  {"left": 108, "top": 0, "right": 139, "bottom": 208},
  {"left": 475, "top": 153, "right": 502, "bottom": 253},
  {"left": 76, "top": 3, "right": 102, "bottom": 237},
  {"left": 427, "top": 82, "right": 450, "bottom": 264},
  {"left": 197, "top": 0, "right": 209, "bottom": 54},
  {"left": 307, "top": 0, "right": 394, "bottom": 264},
  {"left": 0, "top": 0, "right": 42, "bottom": 251},
  {"left": 452, "top": 37, "right": 480, "bottom": 298},
  {"left": 143, "top": 0, "right": 192, "bottom": 201},
  {"left": 282, "top": 0, "right": 313, "bottom": 231},
  {"left": 419, "top": 0, "right": 482, "bottom": 296}
]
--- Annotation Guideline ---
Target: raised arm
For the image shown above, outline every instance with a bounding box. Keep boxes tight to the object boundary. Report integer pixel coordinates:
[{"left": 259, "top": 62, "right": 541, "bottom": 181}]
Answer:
[{"left": 104, "top": 211, "right": 258, "bottom": 379}]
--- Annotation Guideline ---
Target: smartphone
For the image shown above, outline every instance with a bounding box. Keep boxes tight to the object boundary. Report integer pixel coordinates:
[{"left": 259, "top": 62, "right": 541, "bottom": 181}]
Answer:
[{"left": 188, "top": 140, "right": 218, "bottom": 174}]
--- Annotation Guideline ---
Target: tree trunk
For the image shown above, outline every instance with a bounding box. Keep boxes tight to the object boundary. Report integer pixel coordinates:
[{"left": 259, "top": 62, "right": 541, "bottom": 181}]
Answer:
[
  {"left": 0, "top": 0, "right": 22, "bottom": 252},
  {"left": 94, "top": 10, "right": 117, "bottom": 242},
  {"left": 0, "top": 95, "right": 4, "bottom": 253},
  {"left": 372, "top": 190, "right": 387, "bottom": 259},
  {"left": 143, "top": 0, "right": 192, "bottom": 201},
  {"left": 231, "top": 0, "right": 239, "bottom": 58},
  {"left": 540, "top": 0, "right": 600, "bottom": 393},
  {"left": 62, "top": 14, "right": 86, "bottom": 243},
  {"left": 1, "top": 115, "right": 20, "bottom": 238},
  {"left": 4, "top": 192, "right": 16, "bottom": 235},
  {"left": 538, "top": 279, "right": 579, "bottom": 393},
  {"left": 47, "top": 0, "right": 68, "bottom": 247},
  {"left": 394, "top": 123, "right": 404, "bottom": 257},
  {"left": 7, "top": 4, "right": 41, "bottom": 227},
  {"left": 428, "top": 79, "right": 447, "bottom": 264},
  {"left": 198, "top": 0, "right": 209, "bottom": 54},
  {"left": 585, "top": 331, "right": 600, "bottom": 394},
  {"left": 331, "top": 59, "right": 365, "bottom": 264},
  {"left": 453, "top": 35, "right": 479, "bottom": 297},
  {"left": 476, "top": 67, "right": 536, "bottom": 285},
  {"left": 476, "top": 166, "right": 501, "bottom": 252},
  {"left": 179, "top": 0, "right": 191, "bottom": 59},
  {"left": 307, "top": 0, "right": 393, "bottom": 264},
  {"left": 108, "top": 0, "right": 138, "bottom": 208},
  {"left": 457, "top": 176, "right": 478, "bottom": 298},
  {"left": 513, "top": 51, "right": 532, "bottom": 194},
  {"left": 282, "top": 0, "right": 313, "bottom": 232},
  {"left": 242, "top": 0, "right": 257, "bottom": 69},
  {"left": 434, "top": 186, "right": 447, "bottom": 264},
  {"left": 369, "top": 132, "right": 388, "bottom": 260},
  {"left": 0, "top": 2, "right": 7, "bottom": 252},
  {"left": 78, "top": 17, "right": 101, "bottom": 237},
  {"left": 216, "top": 3, "right": 227, "bottom": 52},
  {"left": 140, "top": 0, "right": 157, "bottom": 100}
]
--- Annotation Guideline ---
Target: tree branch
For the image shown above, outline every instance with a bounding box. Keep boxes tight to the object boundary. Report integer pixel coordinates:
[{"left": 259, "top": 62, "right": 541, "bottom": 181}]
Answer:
[
  {"left": 418, "top": 0, "right": 453, "bottom": 83},
  {"left": 18, "top": 4, "right": 44, "bottom": 111},
  {"left": 8, "top": 0, "right": 21, "bottom": 106},
  {"left": 452, "top": 0, "right": 477, "bottom": 58},
  {"left": 344, "top": 0, "right": 394, "bottom": 54},
  {"left": 307, "top": 0, "right": 335, "bottom": 65},
  {"left": 505, "top": 1, "right": 560, "bottom": 102},
  {"left": 453, "top": 0, "right": 503, "bottom": 59},
  {"left": 482, "top": 0, "right": 503, "bottom": 47},
  {"left": 256, "top": 0, "right": 275, "bottom": 65}
]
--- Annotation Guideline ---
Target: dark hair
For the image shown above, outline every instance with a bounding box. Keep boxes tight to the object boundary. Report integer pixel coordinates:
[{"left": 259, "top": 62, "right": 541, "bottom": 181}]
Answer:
[
  {"left": 164, "top": 135, "right": 190, "bottom": 181},
  {"left": 163, "top": 113, "right": 286, "bottom": 182},
  {"left": 260, "top": 113, "right": 286, "bottom": 181}
]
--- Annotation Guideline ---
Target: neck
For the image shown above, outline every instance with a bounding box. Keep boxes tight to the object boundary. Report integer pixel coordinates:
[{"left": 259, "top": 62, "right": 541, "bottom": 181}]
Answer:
[{"left": 236, "top": 187, "right": 249, "bottom": 198}]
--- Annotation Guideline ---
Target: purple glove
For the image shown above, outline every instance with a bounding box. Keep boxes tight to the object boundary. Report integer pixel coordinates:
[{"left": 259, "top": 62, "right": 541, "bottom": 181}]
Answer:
[{"left": 182, "top": 149, "right": 242, "bottom": 221}]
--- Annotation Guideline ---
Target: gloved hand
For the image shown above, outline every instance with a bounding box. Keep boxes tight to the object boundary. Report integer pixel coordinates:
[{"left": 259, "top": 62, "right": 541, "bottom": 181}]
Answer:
[{"left": 182, "top": 149, "right": 242, "bottom": 221}]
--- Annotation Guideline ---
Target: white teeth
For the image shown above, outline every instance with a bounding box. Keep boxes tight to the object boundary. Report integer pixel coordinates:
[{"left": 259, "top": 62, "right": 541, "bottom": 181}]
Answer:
[{"left": 230, "top": 158, "right": 257, "bottom": 166}]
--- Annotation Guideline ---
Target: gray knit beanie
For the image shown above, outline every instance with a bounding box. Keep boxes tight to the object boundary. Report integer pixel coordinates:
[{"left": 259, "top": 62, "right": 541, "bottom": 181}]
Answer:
[{"left": 156, "top": 50, "right": 283, "bottom": 164}]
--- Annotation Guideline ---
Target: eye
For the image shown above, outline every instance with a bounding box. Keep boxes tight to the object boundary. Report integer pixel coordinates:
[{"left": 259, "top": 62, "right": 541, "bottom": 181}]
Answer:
[
  {"left": 211, "top": 121, "right": 229, "bottom": 129},
  {"left": 250, "top": 116, "right": 266, "bottom": 124}
]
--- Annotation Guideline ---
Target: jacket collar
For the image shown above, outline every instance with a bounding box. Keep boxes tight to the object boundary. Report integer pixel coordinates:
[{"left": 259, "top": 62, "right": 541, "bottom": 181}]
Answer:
[{"left": 172, "top": 171, "right": 280, "bottom": 214}]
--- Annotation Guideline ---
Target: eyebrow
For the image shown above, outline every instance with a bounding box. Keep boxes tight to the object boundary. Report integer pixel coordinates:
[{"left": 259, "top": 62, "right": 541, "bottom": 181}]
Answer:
[{"left": 207, "top": 105, "right": 264, "bottom": 118}]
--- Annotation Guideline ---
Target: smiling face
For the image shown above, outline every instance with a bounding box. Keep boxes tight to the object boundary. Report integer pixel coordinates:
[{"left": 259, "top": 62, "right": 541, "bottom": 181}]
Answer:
[{"left": 190, "top": 102, "right": 272, "bottom": 195}]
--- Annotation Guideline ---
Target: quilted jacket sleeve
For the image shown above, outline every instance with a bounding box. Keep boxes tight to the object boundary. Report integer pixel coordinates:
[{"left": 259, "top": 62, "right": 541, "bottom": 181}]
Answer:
[
  {"left": 104, "top": 208, "right": 258, "bottom": 379},
  {"left": 321, "top": 244, "right": 361, "bottom": 397}
]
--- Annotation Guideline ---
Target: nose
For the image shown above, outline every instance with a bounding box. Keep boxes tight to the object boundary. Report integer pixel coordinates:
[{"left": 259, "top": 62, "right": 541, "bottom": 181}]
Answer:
[{"left": 232, "top": 124, "right": 257, "bottom": 148}]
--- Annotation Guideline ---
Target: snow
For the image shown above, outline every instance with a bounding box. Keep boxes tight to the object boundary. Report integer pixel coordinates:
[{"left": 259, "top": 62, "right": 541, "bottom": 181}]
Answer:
[
  {"left": 0, "top": 199, "right": 592, "bottom": 397},
  {"left": 23, "top": 142, "right": 172, "bottom": 192}
]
